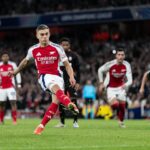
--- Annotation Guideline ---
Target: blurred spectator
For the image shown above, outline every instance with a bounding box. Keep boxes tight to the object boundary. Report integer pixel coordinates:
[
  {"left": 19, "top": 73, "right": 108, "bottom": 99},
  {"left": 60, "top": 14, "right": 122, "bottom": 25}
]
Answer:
[
  {"left": 1, "top": 0, "right": 150, "bottom": 15},
  {"left": 0, "top": 22, "right": 150, "bottom": 118}
]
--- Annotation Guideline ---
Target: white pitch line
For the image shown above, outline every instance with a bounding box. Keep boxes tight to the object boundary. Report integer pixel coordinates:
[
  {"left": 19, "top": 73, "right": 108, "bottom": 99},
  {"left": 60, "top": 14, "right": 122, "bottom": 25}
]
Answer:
[{"left": 1, "top": 144, "right": 149, "bottom": 150}]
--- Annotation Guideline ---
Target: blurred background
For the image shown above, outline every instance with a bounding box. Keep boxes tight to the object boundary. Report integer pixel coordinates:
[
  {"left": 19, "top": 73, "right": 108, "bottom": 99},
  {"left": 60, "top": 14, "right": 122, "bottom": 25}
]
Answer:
[{"left": 1, "top": 0, "right": 150, "bottom": 120}]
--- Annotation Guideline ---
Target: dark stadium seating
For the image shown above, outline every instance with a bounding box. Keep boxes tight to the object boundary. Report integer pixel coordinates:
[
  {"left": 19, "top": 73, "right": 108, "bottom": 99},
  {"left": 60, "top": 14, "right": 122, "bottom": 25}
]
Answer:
[
  {"left": 0, "top": 0, "right": 150, "bottom": 15},
  {"left": 1, "top": 0, "right": 150, "bottom": 118}
]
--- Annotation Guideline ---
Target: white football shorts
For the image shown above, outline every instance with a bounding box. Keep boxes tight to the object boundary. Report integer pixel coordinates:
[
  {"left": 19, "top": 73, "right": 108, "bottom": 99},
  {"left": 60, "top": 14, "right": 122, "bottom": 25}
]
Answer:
[
  {"left": 38, "top": 74, "right": 64, "bottom": 92},
  {"left": 107, "top": 87, "right": 126, "bottom": 102},
  {"left": 0, "top": 87, "right": 17, "bottom": 101}
]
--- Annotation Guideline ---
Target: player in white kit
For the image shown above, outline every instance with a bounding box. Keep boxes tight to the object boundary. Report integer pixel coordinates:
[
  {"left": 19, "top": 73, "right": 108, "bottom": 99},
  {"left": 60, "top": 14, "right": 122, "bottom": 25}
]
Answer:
[
  {"left": 0, "top": 53, "right": 21, "bottom": 125},
  {"left": 98, "top": 48, "right": 132, "bottom": 128},
  {"left": 8, "top": 24, "right": 79, "bottom": 135}
]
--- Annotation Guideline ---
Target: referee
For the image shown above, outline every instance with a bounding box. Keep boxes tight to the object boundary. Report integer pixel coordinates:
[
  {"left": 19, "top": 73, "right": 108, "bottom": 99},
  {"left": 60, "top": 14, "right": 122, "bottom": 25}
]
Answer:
[{"left": 55, "top": 37, "right": 80, "bottom": 128}]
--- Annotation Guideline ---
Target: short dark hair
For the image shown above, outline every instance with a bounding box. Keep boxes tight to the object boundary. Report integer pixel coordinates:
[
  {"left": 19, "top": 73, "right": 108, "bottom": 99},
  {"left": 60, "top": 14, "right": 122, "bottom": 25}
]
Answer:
[
  {"left": 0, "top": 51, "right": 9, "bottom": 57},
  {"left": 59, "top": 37, "right": 71, "bottom": 44},
  {"left": 117, "top": 48, "right": 125, "bottom": 52},
  {"left": 112, "top": 48, "right": 125, "bottom": 54},
  {"left": 36, "top": 24, "right": 49, "bottom": 32}
]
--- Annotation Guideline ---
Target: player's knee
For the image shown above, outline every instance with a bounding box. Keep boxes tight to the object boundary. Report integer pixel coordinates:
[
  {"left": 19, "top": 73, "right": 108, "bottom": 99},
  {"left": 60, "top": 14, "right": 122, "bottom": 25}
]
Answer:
[
  {"left": 10, "top": 101, "right": 17, "bottom": 107},
  {"left": 119, "top": 101, "right": 126, "bottom": 104},
  {"left": 113, "top": 100, "right": 119, "bottom": 105},
  {"left": 50, "top": 84, "right": 61, "bottom": 94},
  {"left": 0, "top": 102, "right": 4, "bottom": 107},
  {"left": 110, "top": 100, "right": 119, "bottom": 109},
  {"left": 110, "top": 98, "right": 118, "bottom": 105}
]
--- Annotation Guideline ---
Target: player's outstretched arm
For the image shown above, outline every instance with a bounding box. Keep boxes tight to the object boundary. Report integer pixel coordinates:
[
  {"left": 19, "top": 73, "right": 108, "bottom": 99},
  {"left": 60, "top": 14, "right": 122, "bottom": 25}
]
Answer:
[
  {"left": 63, "top": 60, "right": 76, "bottom": 87},
  {"left": 13, "top": 58, "right": 29, "bottom": 76},
  {"left": 139, "top": 71, "right": 149, "bottom": 94}
]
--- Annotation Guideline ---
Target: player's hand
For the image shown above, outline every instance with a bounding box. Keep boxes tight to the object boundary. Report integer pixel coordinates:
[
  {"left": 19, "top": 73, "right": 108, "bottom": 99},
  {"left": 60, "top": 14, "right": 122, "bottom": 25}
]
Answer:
[
  {"left": 121, "top": 84, "right": 126, "bottom": 90},
  {"left": 99, "top": 83, "right": 105, "bottom": 96},
  {"left": 8, "top": 71, "right": 15, "bottom": 77},
  {"left": 17, "top": 84, "right": 22, "bottom": 88},
  {"left": 69, "top": 77, "right": 76, "bottom": 87},
  {"left": 75, "top": 83, "right": 80, "bottom": 91},
  {"left": 139, "top": 87, "right": 144, "bottom": 95}
]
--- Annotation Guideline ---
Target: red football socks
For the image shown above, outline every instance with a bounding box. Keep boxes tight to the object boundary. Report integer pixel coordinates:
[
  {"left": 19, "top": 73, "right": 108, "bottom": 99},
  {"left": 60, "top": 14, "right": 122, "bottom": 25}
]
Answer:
[
  {"left": 0, "top": 111, "right": 4, "bottom": 122},
  {"left": 118, "top": 102, "right": 126, "bottom": 122},
  {"left": 41, "top": 103, "right": 58, "bottom": 126},
  {"left": 56, "top": 90, "right": 71, "bottom": 107},
  {"left": 11, "top": 110, "right": 17, "bottom": 122}
]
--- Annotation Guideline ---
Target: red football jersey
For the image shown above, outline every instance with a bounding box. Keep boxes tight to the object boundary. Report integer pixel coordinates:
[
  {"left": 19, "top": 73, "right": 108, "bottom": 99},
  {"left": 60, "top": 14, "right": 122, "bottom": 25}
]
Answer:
[
  {"left": 0, "top": 61, "right": 21, "bottom": 89},
  {"left": 26, "top": 42, "right": 68, "bottom": 76},
  {"left": 0, "top": 63, "right": 14, "bottom": 88},
  {"left": 98, "top": 59, "right": 132, "bottom": 88}
]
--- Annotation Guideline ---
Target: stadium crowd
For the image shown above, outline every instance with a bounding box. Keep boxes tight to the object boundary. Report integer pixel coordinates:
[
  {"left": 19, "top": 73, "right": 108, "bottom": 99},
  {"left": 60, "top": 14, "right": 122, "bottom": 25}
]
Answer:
[
  {"left": 0, "top": 22, "right": 150, "bottom": 119},
  {"left": 0, "top": 0, "right": 150, "bottom": 15}
]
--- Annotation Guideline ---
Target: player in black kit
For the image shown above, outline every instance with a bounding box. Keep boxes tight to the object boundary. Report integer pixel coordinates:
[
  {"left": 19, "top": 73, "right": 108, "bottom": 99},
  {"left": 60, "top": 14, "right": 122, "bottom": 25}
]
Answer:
[
  {"left": 139, "top": 70, "right": 150, "bottom": 94},
  {"left": 55, "top": 37, "right": 80, "bottom": 128}
]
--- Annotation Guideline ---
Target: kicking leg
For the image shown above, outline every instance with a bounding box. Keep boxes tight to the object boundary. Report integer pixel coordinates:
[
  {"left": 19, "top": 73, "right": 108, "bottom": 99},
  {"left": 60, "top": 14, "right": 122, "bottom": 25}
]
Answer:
[
  {"left": 34, "top": 84, "right": 79, "bottom": 135},
  {"left": 51, "top": 84, "right": 79, "bottom": 115}
]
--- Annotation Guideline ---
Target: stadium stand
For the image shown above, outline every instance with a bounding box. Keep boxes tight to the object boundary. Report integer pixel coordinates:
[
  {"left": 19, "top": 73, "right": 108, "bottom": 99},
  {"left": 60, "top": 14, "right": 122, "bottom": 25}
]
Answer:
[
  {"left": 1, "top": 0, "right": 150, "bottom": 119},
  {"left": 1, "top": 0, "right": 150, "bottom": 15}
]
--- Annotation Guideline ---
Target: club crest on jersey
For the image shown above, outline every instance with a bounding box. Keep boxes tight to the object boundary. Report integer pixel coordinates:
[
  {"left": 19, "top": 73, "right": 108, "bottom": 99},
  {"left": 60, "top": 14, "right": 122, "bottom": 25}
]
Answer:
[
  {"left": 121, "top": 69, "right": 126, "bottom": 72},
  {"left": 36, "top": 52, "right": 41, "bottom": 56},
  {"left": 50, "top": 51, "right": 55, "bottom": 55},
  {"left": 112, "top": 69, "right": 116, "bottom": 72},
  {"left": 8, "top": 67, "right": 12, "bottom": 71}
]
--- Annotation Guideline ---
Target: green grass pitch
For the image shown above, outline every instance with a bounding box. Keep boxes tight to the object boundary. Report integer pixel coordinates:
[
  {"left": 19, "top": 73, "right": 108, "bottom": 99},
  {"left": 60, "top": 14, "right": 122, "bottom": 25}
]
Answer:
[{"left": 0, "top": 119, "right": 150, "bottom": 150}]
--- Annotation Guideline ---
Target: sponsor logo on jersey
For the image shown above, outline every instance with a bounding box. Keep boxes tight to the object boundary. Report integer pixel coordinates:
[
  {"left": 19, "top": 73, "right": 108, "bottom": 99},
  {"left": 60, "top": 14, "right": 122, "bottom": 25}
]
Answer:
[
  {"left": 8, "top": 67, "right": 12, "bottom": 71},
  {"left": 112, "top": 69, "right": 116, "bottom": 72},
  {"left": 121, "top": 69, "right": 126, "bottom": 72},
  {"left": 0, "top": 71, "right": 9, "bottom": 76},
  {"left": 112, "top": 72, "right": 125, "bottom": 78},
  {"left": 37, "top": 56, "right": 57, "bottom": 64}
]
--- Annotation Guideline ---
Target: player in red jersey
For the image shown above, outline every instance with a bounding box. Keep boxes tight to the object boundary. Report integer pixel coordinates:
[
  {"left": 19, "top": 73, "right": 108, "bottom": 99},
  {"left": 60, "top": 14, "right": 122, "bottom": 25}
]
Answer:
[
  {"left": 8, "top": 24, "right": 79, "bottom": 135},
  {"left": 0, "top": 53, "right": 21, "bottom": 125},
  {"left": 98, "top": 48, "right": 132, "bottom": 128}
]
